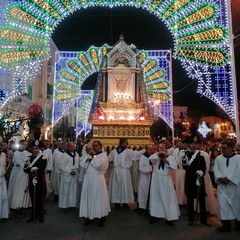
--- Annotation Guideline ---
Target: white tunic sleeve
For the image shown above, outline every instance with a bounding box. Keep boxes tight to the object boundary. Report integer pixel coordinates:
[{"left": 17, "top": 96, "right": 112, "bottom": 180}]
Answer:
[
  {"left": 130, "top": 149, "right": 145, "bottom": 161},
  {"left": 46, "top": 149, "right": 53, "bottom": 171},
  {"left": 166, "top": 156, "right": 177, "bottom": 170},
  {"left": 228, "top": 156, "right": 240, "bottom": 185},
  {"left": 149, "top": 153, "right": 159, "bottom": 165},
  {"left": 213, "top": 156, "right": 222, "bottom": 183},
  {"left": 91, "top": 155, "right": 106, "bottom": 171},
  {"left": 60, "top": 154, "right": 72, "bottom": 176},
  {"left": 0, "top": 158, "right": 6, "bottom": 177},
  {"left": 139, "top": 155, "right": 152, "bottom": 174}
]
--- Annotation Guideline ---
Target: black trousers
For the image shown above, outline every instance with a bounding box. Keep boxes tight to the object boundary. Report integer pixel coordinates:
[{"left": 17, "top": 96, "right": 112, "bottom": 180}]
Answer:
[
  {"left": 29, "top": 175, "right": 46, "bottom": 220},
  {"left": 187, "top": 195, "right": 207, "bottom": 223}
]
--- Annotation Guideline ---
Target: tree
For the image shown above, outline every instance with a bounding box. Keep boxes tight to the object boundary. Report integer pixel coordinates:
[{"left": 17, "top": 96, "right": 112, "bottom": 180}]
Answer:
[
  {"left": 188, "top": 108, "right": 205, "bottom": 123},
  {"left": 0, "top": 113, "right": 24, "bottom": 143},
  {"left": 53, "top": 123, "right": 74, "bottom": 140},
  {"left": 150, "top": 118, "right": 172, "bottom": 142},
  {"left": 174, "top": 121, "right": 187, "bottom": 138}
]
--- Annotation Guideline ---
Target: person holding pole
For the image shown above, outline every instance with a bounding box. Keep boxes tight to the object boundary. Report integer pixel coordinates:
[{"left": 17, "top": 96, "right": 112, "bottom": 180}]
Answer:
[
  {"left": 148, "top": 143, "right": 180, "bottom": 226},
  {"left": 23, "top": 140, "right": 47, "bottom": 223},
  {"left": 181, "top": 136, "right": 211, "bottom": 226}
]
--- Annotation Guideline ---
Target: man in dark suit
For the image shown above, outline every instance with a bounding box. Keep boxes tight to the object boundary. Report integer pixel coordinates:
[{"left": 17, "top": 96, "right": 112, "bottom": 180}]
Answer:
[
  {"left": 24, "top": 140, "right": 47, "bottom": 223},
  {"left": 181, "top": 137, "right": 211, "bottom": 226}
]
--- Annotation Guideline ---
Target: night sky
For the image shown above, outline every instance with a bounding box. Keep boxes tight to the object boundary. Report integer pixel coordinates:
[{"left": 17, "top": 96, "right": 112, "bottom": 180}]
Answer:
[{"left": 51, "top": 1, "right": 240, "bottom": 116}]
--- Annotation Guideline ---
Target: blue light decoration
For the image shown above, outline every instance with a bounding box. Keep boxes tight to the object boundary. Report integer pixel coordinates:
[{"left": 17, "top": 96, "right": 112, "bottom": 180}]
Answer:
[
  {"left": 198, "top": 121, "right": 212, "bottom": 138},
  {"left": 53, "top": 47, "right": 172, "bottom": 135},
  {"left": 0, "top": 0, "right": 238, "bottom": 134},
  {"left": 0, "top": 68, "right": 10, "bottom": 108},
  {"left": 147, "top": 50, "right": 173, "bottom": 128},
  {"left": 76, "top": 91, "right": 94, "bottom": 137},
  {"left": 52, "top": 51, "right": 96, "bottom": 137}
]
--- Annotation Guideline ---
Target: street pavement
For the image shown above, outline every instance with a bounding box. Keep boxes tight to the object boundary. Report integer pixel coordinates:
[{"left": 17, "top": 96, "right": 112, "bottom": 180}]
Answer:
[{"left": 0, "top": 196, "right": 239, "bottom": 240}]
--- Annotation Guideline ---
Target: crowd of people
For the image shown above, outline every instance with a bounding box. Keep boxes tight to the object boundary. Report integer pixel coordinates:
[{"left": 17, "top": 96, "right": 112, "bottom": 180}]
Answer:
[{"left": 0, "top": 136, "right": 240, "bottom": 232}]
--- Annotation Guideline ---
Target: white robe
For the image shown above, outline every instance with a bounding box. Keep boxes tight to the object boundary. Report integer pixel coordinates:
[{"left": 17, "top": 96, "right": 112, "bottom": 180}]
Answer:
[
  {"left": 200, "top": 150, "right": 217, "bottom": 215},
  {"left": 149, "top": 153, "right": 180, "bottom": 221},
  {"left": 108, "top": 148, "right": 144, "bottom": 203},
  {"left": 76, "top": 153, "right": 90, "bottom": 206},
  {"left": 8, "top": 150, "right": 31, "bottom": 208},
  {"left": 50, "top": 148, "right": 64, "bottom": 195},
  {"left": 58, "top": 152, "right": 79, "bottom": 208},
  {"left": 214, "top": 154, "right": 240, "bottom": 220},
  {"left": 174, "top": 149, "right": 187, "bottom": 205},
  {"left": 79, "top": 152, "right": 110, "bottom": 219},
  {"left": 138, "top": 154, "right": 152, "bottom": 209},
  {"left": 10, "top": 152, "right": 32, "bottom": 209},
  {"left": 0, "top": 153, "right": 8, "bottom": 219},
  {"left": 131, "top": 160, "right": 140, "bottom": 194},
  {"left": 43, "top": 148, "right": 53, "bottom": 194}
]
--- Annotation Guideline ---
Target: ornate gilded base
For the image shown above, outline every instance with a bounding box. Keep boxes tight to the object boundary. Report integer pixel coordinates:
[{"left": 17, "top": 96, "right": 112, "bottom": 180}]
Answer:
[{"left": 91, "top": 120, "right": 153, "bottom": 148}]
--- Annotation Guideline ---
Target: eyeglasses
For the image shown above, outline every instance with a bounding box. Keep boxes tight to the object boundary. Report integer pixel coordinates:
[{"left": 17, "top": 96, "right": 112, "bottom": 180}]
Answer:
[{"left": 92, "top": 144, "right": 99, "bottom": 147}]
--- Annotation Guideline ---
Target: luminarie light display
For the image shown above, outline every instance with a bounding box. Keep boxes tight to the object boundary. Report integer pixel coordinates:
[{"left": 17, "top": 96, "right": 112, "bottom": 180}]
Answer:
[
  {"left": 53, "top": 47, "right": 172, "bottom": 135},
  {"left": 0, "top": 0, "right": 237, "bottom": 133}
]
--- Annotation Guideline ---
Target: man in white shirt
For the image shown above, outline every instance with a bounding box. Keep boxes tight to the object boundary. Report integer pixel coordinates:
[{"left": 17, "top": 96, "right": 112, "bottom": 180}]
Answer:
[
  {"left": 51, "top": 141, "right": 67, "bottom": 202},
  {"left": 8, "top": 140, "right": 31, "bottom": 217},
  {"left": 78, "top": 143, "right": 93, "bottom": 198},
  {"left": 149, "top": 143, "right": 180, "bottom": 226},
  {"left": 214, "top": 140, "right": 240, "bottom": 232},
  {"left": 137, "top": 144, "right": 154, "bottom": 213},
  {"left": 79, "top": 141, "right": 110, "bottom": 227},
  {"left": 58, "top": 142, "right": 79, "bottom": 212},
  {"left": 42, "top": 140, "right": 53, "bottom": 195},
  {"left": 108, "top": 138, "right": 144, "bottom": 208}
]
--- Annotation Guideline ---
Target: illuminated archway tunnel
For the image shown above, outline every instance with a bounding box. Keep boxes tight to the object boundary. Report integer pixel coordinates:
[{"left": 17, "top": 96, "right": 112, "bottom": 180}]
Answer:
[
  {"left": 53, "top": 46, "right": 172, "bottom": 128},
  {"left": 0, "top": 0, "right": 236, "bottom": 121}
]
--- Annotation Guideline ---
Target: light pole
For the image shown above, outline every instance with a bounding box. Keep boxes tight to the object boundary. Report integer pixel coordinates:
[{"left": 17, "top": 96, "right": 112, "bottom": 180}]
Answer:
[{"left": 227, "top": 0, "right": 240, "bottom": 141}]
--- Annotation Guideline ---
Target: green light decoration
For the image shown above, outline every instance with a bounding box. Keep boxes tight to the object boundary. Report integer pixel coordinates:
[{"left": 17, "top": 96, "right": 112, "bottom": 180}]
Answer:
[
  {"left": 175, "top": 47, "right": 230, "bottom": 67},
  {"left": 0, "top": 0, "right": 237, "bottom": 125},
  {"left": 55, "top": 45, "right": 169, "bottom": 103},
  {"left": 76, "top": 91, "right": 94, "bottom": 136},
  {"left": 162, "top": 0, "right": 196, "bottom": 20},
  {"left": 176, "top": 25, "right": 228, "bottom": 45},
  {"left": 169, "top": 3, "right": 218, "bottom": 31},
  {"left": 0, "top": 0, "right": 229, "bottom": 68}
]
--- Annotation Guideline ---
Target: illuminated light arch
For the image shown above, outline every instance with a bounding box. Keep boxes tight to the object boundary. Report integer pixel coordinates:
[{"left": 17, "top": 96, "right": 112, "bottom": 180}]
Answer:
[
  {"left": 53, "top": 46, "right": 171, "bottom": 127},
  {"left": 0, "top": 0, "right": 237, "bottom": 125},
  {"left": 55, "top": 46, "right": 168, "bottom": 102}
]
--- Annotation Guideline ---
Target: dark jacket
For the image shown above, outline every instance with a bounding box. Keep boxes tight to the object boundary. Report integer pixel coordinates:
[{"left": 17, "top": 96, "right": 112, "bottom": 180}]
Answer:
[{"left": 182, "top": 151, "right": 206, "bottom": 198}]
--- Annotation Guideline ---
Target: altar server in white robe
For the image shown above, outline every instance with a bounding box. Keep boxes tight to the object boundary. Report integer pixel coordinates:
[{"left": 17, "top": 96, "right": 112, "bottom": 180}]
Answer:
[
  {"left": 149, "top": 143, "right": 180, "bottom": 226},
  {"left": 137, "top": 144, "right": 154, "bottom": 212},
  {"left": 173, "top": 140, "right": 187, "bottom": 205},
  {"left": 58, "top": 142, "right": 79, "bottom": 210},
  {"left": 42, "top": 140, "right": 53, "bottom": 194},
  {"left": 80, "top": 141, "right": 110, "bottom": 227},
  {"left": 214, "top": 140, "right": 240, "bottom": 232},
  {"left": 0, "top": 144, "right": 8, "bottom": 220},
  {"left": 51, "top": 141, "right": 67, "bottom": 201},
  {"left": 9, "top": 140, "right": 31, "bottom": 216},
  {"left": 78, "top": 143, "right": 93, "bottom": 199},
  {"left": 108, "top": 138, "right": 145, "bottom": 208}
]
